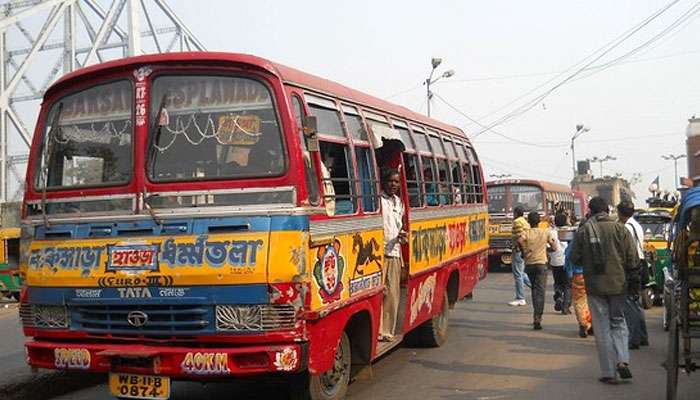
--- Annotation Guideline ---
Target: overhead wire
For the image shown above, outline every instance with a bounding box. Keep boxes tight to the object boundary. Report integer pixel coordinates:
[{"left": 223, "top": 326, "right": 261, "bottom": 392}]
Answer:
[{"left": 474, "top": 0, "right": 688, "bottom": 137}]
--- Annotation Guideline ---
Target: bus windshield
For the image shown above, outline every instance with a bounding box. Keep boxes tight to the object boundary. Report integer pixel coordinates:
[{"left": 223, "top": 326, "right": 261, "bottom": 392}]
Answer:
[
  {"left": 33, "top": 80, "right": 133, "bottom": 190},
  {"left": 148, "top": 75, "right": 285, "bottom": 182},
  {"left": 510, "top": 185, "right": 544, "bottom": 212},
  {"left": 487, "top": 186, "right": 506, "bottom": 213}
]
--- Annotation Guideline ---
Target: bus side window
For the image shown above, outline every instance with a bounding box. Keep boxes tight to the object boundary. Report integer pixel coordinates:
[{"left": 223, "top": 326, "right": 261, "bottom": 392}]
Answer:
[
  {"left": 422, "top": 156, "right": 439, "bottom": 207},
  {"left": 319, "top": 141, "right": 357, "bottom": 215},
  {"left": 291, "top": 95, "right": 320, "bottom": 206},
  {"left": 403, "top": 153, "right": 423, "bottom": 208},
  {"left": 355, "top": 146, "right": 378, "bottom": 212},
  {"left": 436, "top": 158, "right": 453, "bottom": 205},
  {"left": 451, "top": 161, "right": 465, "bottom": 204}
]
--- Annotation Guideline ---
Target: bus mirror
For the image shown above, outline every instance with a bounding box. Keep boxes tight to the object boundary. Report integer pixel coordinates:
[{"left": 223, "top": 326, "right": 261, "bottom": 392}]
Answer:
[{"left": 302, "top": 116, "right": 319, "bottom": 151}]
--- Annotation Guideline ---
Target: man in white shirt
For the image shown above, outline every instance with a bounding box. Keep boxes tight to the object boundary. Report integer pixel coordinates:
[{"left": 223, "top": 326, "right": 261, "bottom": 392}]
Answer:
[
  {"left": 617, "top": 200, "right": 649, "bottom": 349},
  {"left": 379, "top": 168, "right": 406, "bottom": 341}
]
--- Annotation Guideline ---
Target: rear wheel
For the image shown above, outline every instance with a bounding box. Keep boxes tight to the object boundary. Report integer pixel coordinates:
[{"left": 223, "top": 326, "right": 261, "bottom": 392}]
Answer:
[
  {"left": 290, "top": 332, "right": 351, "bottom": 400},
  {"left": 414, "top": 292, "right": 449, "bottom": 347}
]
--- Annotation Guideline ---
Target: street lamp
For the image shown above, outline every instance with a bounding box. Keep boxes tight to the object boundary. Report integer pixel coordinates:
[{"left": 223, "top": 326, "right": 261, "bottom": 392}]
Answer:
[
  {"left": 490, "top": 173, "right": 512, "bottom": 179},
  {"left": 425, "top": 57, "right": 455, "bottom": 117},
  {"left": 587, "top": 155, "right": 616, "bottom": 177},
  {"left": 570, "top": 124, "right": 589, "bottom": 183},
  {"left": 661, "top": 154, "right": 687, "bottom": 188}
]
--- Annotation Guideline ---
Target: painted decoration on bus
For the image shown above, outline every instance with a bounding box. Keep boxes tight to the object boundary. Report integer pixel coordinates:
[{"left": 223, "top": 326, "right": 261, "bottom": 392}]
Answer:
[
  {"left": 350, "top": 232, "right": 382, "bottom": 279},
  {"left": 273, "top": 347, "right": 299, "bottom": 371},
  {"left": 180, "top": 352, "right": 230, "bottom": 375},
  {"left": 25, "top": 233, "right": 269, "bottom": 287},
  {"left": 54, "top": 348, "right": 91, "bottom": 369},
  {"left": 107, "top": 244, "right": 159, "bottom": 271},
  {"left": 409, "top": 273, "right": 436, "bottom": 325},
  {"left": 409, "top": 210, "right": 489, "bottom": 274},
  {"left": 312, "top": 240, "right": 345, "bottom": 304}
]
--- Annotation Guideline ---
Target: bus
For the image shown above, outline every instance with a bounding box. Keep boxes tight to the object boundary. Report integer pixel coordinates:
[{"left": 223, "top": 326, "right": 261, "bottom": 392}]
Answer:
[
  {"left": 486, "top": 179, "right": 573, "bottom": 270},
  {"left": 572, "top": 190, "right": 589, "bottom": 223},
  {"left": 19, "top": 52, "right": 488, "bottom": 400}
]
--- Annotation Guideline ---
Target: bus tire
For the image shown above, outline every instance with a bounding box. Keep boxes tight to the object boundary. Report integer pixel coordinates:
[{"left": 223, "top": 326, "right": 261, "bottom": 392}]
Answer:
[
  {"left": 290, "top": 332, "right": 351, "bottom": 400},
  {"left": 415, "top": 292, "right": 449, "bottom": 347}
]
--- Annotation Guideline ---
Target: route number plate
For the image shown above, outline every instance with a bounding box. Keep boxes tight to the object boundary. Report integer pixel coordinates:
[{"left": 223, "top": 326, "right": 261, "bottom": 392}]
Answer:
[{"left": 109, "top": 373, "right": 170, "bottom": 400}]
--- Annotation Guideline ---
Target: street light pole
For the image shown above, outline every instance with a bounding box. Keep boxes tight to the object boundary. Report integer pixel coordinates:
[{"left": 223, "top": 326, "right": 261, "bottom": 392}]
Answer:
[
  {"left": 587, "top": 155, "right": 616, "bottom": 178},
  {"left": 425, "top": 58, "right": 454, "bottom": 117},
  {"left": 662, "top": 154, "right": 687, "bottom": 188},
  {"left": 571, "top": 124, "right": 589, "bottom": 184}
]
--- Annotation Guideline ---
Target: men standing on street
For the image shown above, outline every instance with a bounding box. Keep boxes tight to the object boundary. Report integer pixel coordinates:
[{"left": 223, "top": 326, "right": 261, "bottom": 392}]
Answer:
[
  {"left": 379, "top": 168, "right": 406, "bottom": 341},
  {"left": 517, "top": 211, "right": 558, "bottom": 330},
  {"left": 549, "top": 218, "right": 571, "bottom": 314},
  {"left": 617, "top": 200, "right": 650, "bottom": 349},
  {"left": 571, "top": 197, "right": 638, "bottom": 384},
  {"left": 509, "top": 206, "right": 532, "bottom": 306}
]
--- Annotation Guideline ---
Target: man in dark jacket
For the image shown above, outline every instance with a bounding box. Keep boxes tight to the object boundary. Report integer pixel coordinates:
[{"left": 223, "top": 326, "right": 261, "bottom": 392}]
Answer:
[{"left": 570, "top": 197, "right": 639, "bottom": 384}]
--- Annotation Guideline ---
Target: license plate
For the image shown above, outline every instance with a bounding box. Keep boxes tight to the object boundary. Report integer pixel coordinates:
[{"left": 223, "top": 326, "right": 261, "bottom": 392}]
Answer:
[
  {"left": 109, "top": 373, "right": 170, "bottom": 400},
  {"left": 501, "top": 254, "right": 512, "bottom": 265},
  {"left": 499, "top": 224, "right": 512, "bottom": 233}
]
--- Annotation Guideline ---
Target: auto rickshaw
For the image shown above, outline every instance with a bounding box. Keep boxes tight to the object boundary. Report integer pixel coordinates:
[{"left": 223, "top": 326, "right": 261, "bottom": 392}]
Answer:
[
  {"left": 0, "top": 227, "right": 21, "bottom": 300},
  {"left": 635, "top": 205, "right": 674, "bottom": 309}
]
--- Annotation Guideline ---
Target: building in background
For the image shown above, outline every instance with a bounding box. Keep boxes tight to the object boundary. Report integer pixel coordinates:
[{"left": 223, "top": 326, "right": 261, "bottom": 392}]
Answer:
[
  {"left": 572, "top": 160, "right": 635, "bottom": 207},
  {"left": 687, "top": 116, "right": 700, "bottom": 185}
]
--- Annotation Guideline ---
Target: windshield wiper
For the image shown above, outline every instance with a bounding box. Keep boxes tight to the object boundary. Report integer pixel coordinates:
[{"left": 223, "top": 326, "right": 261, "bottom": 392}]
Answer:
[{"left": 41, "top": 102, "right": 63, "bottom": 228}]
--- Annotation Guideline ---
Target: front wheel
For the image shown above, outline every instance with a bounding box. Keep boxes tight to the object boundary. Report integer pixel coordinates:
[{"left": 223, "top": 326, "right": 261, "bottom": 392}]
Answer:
[{"left": 290, "top": 332, "right": 351, "bottom": 400}]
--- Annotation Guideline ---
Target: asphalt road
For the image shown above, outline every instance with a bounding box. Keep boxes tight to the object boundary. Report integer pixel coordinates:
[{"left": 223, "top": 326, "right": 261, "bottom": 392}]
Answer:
[{"left": 1, "top": 273, "right": 699, "bottom": 400}]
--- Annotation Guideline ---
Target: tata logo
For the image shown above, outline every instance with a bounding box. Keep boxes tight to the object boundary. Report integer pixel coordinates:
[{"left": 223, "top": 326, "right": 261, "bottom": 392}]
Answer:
[
  {"left": 117, "top": 287, "right": 153, "bottom": 298},
  {"left": 127, "top": 311, "right": 149, "bottom": 327}
]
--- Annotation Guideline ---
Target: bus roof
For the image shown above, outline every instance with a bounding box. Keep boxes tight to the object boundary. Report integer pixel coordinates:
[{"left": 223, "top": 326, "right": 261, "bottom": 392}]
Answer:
[
  {"left": 47, "top": 51, "right": 469, "bottom": 141},
  {"left": 486, "top": 179, "right": 571, "bottom": 194}
]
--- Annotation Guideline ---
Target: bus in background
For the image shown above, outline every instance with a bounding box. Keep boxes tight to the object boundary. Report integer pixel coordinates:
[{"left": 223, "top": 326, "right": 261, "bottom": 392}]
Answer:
[
  {"left": 19, "top": 52, "right": 488, "bottom": 400},
  {"left": 572, "top": 190, "right": 589, "bottom": 224},
  {"left": 486, "top": 179, "right": 573, "bottom": 271}
]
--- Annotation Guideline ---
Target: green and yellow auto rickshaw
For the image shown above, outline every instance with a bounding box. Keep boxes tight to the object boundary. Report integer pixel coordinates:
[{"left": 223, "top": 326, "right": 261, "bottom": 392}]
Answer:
[
  {"left": 0, "top": 227, "right": 21, "bottom": 300},
  {"left": 635, "top": 201, "right": 675, "bottom": 309}
]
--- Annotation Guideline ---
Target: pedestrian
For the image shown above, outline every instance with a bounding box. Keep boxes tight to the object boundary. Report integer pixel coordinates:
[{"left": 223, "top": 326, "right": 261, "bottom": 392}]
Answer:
[
  {"left": 564, "top": 234, "right": 593, "bottom": 338},
  {"left": 379, "top": 168, "right": 407, "bottom": 342},
  {"left": 617, "top": 200, "right": 650, "bottom": 349},
  {"left": 570, "top": 196, "right": 638, "bottom": 384},
  {"left": 509, "top": 206, "right": 532, "bottom": 306},
  {"left": 517, "top": 211, "right": 558, "bottom": 330},
  {"left": 549, "top": 218, "right": 571, "bottom": 315}
]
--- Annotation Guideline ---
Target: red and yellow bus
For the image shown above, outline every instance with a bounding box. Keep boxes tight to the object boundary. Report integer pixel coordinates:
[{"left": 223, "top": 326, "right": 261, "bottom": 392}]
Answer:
[
  {"left": 19, "top": 52, "right": 488, "bottom": 400},
  {"left": 486, "top": 179, "right": 573, "bottom": 270}
]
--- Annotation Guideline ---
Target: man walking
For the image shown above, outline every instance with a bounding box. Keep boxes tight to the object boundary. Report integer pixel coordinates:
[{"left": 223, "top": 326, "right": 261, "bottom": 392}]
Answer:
[
  {"left": 509, "top": 206, "right": 532, "bottom": 306},
  {"left": 379, "top": 168, "right": 406, "bottom": 341},
  {"left": 571, "top": 197, "right": 638, "bottom": 383},
  {"left": 517, "top": 211, "right": 558, "bottom": 330},
  {"left": 549, "top": 217, "right": 571, "bottom": 314},
  {"left": 617, "top": 200, "right": 650, "bottom": 349}
]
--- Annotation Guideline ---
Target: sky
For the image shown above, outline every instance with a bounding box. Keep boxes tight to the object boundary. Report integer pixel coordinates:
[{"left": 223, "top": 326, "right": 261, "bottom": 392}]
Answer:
[{"left": 168, "top": 0, "right": 698, "bottom": 205}]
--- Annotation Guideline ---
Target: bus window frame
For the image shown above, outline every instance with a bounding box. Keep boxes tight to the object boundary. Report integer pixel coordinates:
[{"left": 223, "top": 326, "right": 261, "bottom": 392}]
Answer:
[
  {"left": 341, "top": 103, "right": 380, "bottom": 215},
  {"left": 291, "top": 93, "right": 321, "bottom": 206}
]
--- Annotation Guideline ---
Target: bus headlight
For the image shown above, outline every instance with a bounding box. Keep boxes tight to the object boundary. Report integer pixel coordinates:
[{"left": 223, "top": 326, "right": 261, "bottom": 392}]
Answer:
[
  {"left": 215, "top": 305, "right": 295, "bottom": 332},
  {"left": 20, "top": 304, "right": 69, "bottom": 329}
]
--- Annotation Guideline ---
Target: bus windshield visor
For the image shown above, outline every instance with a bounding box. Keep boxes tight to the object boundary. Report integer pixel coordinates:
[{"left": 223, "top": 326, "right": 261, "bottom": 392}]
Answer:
[
  {"left": 148, "top": 75, "right": 285, "bottom": 182},
  {"left": 33, "top": 80, "right": 133, "bottom": 190},
  {"left": 510, "top": 185, "right": 544, "bottom": 212},
  {"left": 487, "top": 186, "right": 506, "bottom": 213}
]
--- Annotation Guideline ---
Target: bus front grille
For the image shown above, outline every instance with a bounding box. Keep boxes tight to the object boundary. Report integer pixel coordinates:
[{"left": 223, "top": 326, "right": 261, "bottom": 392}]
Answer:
[{"left": 73, "top": 304, "right": 210, "bottom": 335}]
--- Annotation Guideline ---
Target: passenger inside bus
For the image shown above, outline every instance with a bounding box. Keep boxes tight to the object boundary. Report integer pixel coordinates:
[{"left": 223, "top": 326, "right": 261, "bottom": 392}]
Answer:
[{"left": 319, "top": 142, "right": 354, "bottom": 215}]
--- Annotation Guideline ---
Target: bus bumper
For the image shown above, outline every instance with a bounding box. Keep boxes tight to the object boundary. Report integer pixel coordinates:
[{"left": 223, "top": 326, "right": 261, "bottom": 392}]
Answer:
[{"left": 26, "top": 339, "right": 307, "bottom": 378}]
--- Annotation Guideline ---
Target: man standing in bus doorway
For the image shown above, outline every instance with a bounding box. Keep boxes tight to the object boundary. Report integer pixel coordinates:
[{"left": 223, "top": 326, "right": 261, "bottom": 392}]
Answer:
[
  {"left": 509, "top": 206, "right": 532, "bottom": 306},
  {"left": 617, "top": 200, "right": 650, "bottom": 350},
  {"left": 517, "top": 212, "right": 558, "bottom": 330},
  {"left": 570, "top": 197, "right": 638, "bottom": 384},
  {"left": 379, "top": 168, "right": 407, "bottom": 341}
]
